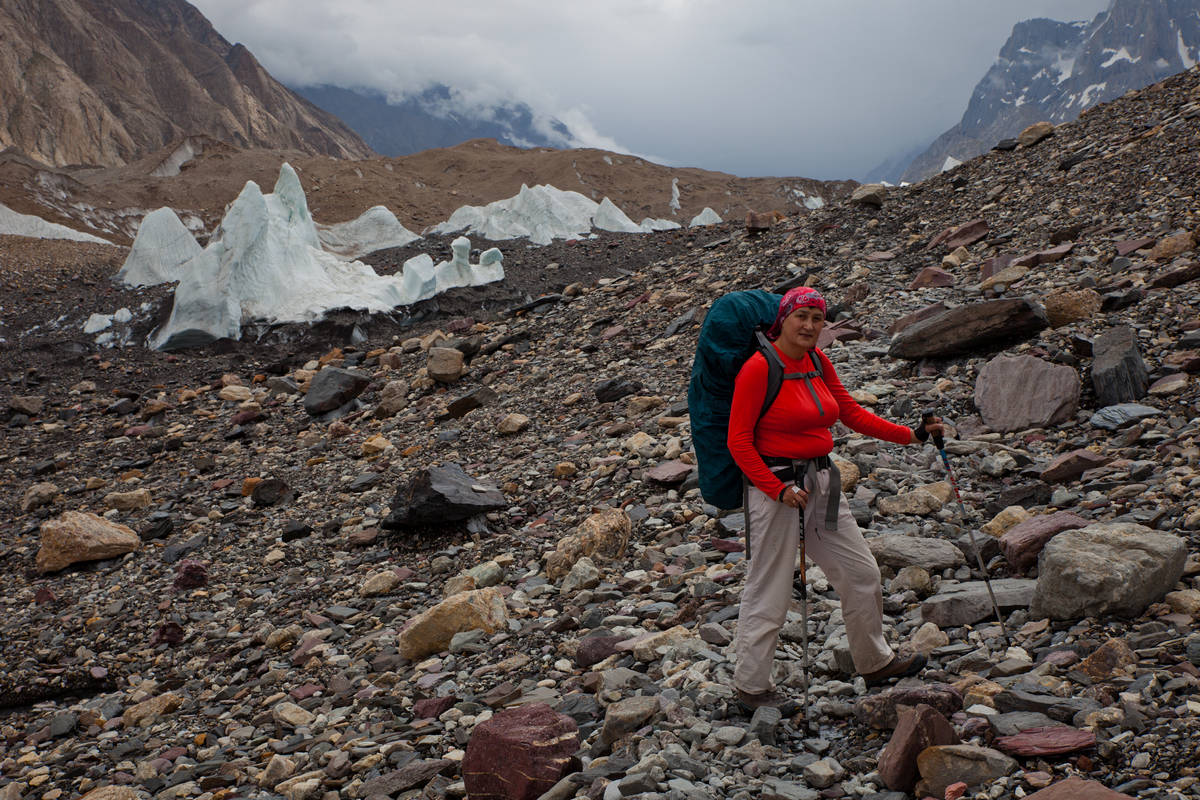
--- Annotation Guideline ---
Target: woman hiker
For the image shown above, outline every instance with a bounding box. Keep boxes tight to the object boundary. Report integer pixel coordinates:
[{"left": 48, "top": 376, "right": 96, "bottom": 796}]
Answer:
[{"left": 727, "top": 286, "right": 944, "bottom": 713}]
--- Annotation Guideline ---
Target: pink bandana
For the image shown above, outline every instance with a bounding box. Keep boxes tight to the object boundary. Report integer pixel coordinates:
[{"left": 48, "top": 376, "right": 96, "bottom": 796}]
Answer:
[{"left": 766, "top": 287, "right": 827, "bottom": 340}]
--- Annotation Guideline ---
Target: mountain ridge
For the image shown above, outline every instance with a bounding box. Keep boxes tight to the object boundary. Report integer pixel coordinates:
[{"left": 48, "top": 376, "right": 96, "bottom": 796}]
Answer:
[
  {"left": 0, "top": 0, "right": 373, "bottom": 168},
  {"left": 899, "top": 0, "right": 1200, "bottom": 183}
]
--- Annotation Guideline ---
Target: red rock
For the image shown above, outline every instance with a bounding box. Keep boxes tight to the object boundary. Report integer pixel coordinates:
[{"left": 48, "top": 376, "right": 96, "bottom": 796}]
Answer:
[
  {"left": 910, "top": 267, "right": 956, "bottom": 288},
  {"left": 1000, "top": 512, "right": 1090, "bottom": 572},
  {"left": 1163, "top": 349, "right": 1200, "bottom": 372},
  {"left": 463, "top": 704, "right": 580, "bottom": 800},
  {"left": 1149, "top": 261, "right": 1200, "bottom": 289},
  {"left": 855, "top": 684, "right": 963, "bottom": 730},
  {"left": 1040, "top": 450, "right": 1112, "bottom": 484},
  {"left": 980, "top": 254, "right": 1015, "bottom": 280},
  {"left": 944, "top": 219, "right": 989, "bottom": 249},
  {"left": 1114, "top": 238, "right": 1155, "bottom": 256},
  {"left": 710, "top": 537, "right": 745, "bottom": 553},
  {"left": 945, "top": 783, "right": 968, "bottom": 800},
  {"left": 576, "top": 635, "right": 627, "bottom": 668},
  {"left": 1024, "top": 777, "right": 1135, "bottom": 799},
  {"left": 887, "top": 302, "right": 949, "bottom": 336},
  {"left": 359, "top": 759, "right": 455, "bottom": 797},
  {"left": 973, "top": 355, "right": 1079, "bottom": 433},
  {"left": 1078, "top": 638, "right": 1136, "bottom": 680},
  {"left": 413, "top": 696, "right": 457, "bottom": 719},
  {"left": 994, "top": 726, "right": 1096, "bottom": 757},
  {"left": 878, "top": 704, "right": 961, "bottom": 792},
  {"left": 645, "top": 461, "right": 693, "bottom": 486}
]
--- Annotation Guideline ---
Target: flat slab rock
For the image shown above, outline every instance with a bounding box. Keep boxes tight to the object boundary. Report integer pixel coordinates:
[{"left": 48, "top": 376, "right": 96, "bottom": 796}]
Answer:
[
  {"left": 1024, "top": 777, "right": 1136, "bottom": 799},
  {"left": 993, "top": 725, "right": 1096, "bottom": 756},
  {"left": 921, "top": 578, "right": 1036, "bottom": 627}
]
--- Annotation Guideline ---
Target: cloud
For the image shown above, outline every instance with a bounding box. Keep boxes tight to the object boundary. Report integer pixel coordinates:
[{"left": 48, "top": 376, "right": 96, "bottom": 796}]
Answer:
[{"left": 191, "top": 0, "right": 1111, "bottom": 180}]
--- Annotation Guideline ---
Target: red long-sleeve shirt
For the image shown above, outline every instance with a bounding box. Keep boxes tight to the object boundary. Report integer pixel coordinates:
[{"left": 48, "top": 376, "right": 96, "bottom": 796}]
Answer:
[{"left": 727, "top": 346, "right": 912, "bottom": 499}]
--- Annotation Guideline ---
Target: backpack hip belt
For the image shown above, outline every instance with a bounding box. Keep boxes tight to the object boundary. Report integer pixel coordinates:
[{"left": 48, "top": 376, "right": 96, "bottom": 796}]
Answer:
[{"left": 763, "top": 455, "right": 842, "bottom": 531}]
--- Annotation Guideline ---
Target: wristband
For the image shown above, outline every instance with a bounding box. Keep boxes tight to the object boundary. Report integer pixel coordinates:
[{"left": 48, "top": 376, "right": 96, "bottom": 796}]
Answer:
[{"left": 913, "top": 424, "right": 930, "bottom": 442}]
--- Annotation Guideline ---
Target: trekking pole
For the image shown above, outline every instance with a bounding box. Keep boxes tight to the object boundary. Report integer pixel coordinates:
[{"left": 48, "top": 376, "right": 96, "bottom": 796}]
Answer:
[
  {"left": 921, "top": 410, "right": 1010, "bottom": 645},
  {"left": 794, "top": 504, "right": 811, "bottom": 732}
]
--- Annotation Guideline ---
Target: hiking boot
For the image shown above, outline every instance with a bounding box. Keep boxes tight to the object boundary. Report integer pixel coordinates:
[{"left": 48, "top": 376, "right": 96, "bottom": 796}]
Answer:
[
  {"left": 861, "top": 652, "right": 927, "bottom": 687},
  {"left": 735, "top": 688, "right": 800, "bottom": 717}
]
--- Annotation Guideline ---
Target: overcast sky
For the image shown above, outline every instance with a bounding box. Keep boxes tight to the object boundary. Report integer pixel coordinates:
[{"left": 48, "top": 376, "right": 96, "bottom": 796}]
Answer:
[{"left": 189, "top": 0, "right": 1111, "bottom": 180}]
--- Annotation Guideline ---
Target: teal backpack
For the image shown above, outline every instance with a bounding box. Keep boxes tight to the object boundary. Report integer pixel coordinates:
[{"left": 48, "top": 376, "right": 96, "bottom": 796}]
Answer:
[{"left": 688, "top": 290, "right": 824, "bottom": 510}]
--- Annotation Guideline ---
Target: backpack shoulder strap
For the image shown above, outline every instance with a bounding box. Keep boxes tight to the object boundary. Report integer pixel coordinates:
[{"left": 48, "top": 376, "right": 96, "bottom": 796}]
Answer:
[{"left": 753, "top": 329, "right": 784, "bottom": 421}]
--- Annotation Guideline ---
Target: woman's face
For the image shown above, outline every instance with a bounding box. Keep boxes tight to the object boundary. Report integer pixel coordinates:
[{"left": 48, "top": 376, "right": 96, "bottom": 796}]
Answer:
[{"left": 780, "top": 306, "right": 825, "bottom": 351}]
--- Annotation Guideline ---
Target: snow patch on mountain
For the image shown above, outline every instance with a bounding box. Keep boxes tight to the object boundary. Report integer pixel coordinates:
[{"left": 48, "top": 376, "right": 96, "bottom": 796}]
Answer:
[{"left": 0, "top": 203, "right": 111, "bottom": 244}]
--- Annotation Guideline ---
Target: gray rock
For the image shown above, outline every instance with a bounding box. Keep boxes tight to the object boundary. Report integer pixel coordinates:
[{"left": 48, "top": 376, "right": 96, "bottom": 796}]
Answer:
[
  {"left": 1092, "top": 326, "right": 1149, "bottom": 406},
  {"left": 888, "top": 298, "right": 1049, "bottom": 360},
  {"left": 383, "top": 463, "right": 506, "bottom": 527},
  {"left": 868, "top": 534, "right": 965, "bottom": 572},
  {"left": 303, "top": 367, "right": 370, "bottom": 415},
  {"left": 1031, "top": 522, "right": 1187, "bottom": 620},
  {"left": 1089, "top": 403, "right": 1160, "bottom": 430},
  {"left": 973, "top": 355, "right": 1079, "bottom": 432},
  {"left": 763, "top": 778, "right": 820, "bottom": 800},
  {"left": 920, "top": 578, "right": 1036, "bottom": 626}
]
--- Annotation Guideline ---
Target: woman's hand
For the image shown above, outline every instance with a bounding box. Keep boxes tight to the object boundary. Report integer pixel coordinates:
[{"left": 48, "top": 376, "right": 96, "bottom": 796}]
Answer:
[
  {"left": 911, "top": 415, "right": 945, "bottom": 445},
  {"left": 779, "top": 483, "right": 808, "bottom": 509}
]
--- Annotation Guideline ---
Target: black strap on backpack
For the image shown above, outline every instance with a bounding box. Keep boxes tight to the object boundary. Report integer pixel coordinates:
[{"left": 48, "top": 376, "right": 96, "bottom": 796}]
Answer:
[
  {"left": 743, "top": 333, "right": 827, "bottom": 562},
  {"left": 752, "top": 329, "right": 824, "bottom": 422}
]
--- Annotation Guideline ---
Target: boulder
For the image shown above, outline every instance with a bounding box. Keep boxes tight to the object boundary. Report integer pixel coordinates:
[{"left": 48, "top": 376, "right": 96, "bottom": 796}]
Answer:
[
  {"left": 1089, "top": 403, "right": 1160, "bottom": 430},
  {"left": 443, "top": 386, "right": 497, "bottom": 419},
  {"left": 463, "top": 704, "right": 580, "bottom": 800},
  {"left": 916, "top": 745, "right": 1017, "bottom": 799},
  {"left": 1078, "top": 638, "right": 1137, "bottom": 680},
  {"left": 856, "top": 684, "right": 963, "bottom": 730},
  {"left": 921, "top": 578, "right": 1036, "bottom": 627},
  {"left": 21, "top": 481, "right": 59, "bottom": 513},
  {"left": 360, "top": 760, "right": 456, "bottom": 797},
  {"left": 851, "top": 184, "right": 886, "bottom": 206},
  {"left": 383, "top": 463, "right": 506, "bottom": 527},
  {"left": 973, "top": 355, "right": 1079, "bottom": 432},
  {"left": 122, "top": 692, "right": 183, "bottom": 727},
  {"left": 868, "top": 534, "right": 965, "bottom": 572},
  {"left": 398, "top": 588, "right": 509, "bottom": 660},
  {"left": 1092, "top": 326, "right": 1149, "bottom": 406},
  {"left": 999, "top": 512, "right": 1089, "bottom": 571},
  {"left": 37, "top": 511, "right": 140, "bottom": 573},
  {"left": 427, "top": 347, "right": 466, "bottom": 383},
  {"left": 910, "top": 267, "right": 955, "bottom": 288},
  {"left": 887, "top": 302, "right": 947, "bottom": 337},
  {"left": 1042, "top": 289, "right": 1102, "bottom": 328},
  {"left": 1030, "top": 523, "right": 1187, "bottom": 620},
  {"left": 1149, "top": 260, "right": 1200, "bottom": 288},
  {"left": 1148, "top": 230, "right": 1195, "bottom": 261},
  {"left": 1024, "top": 778, "right": 1136, "bottom": 799},
  {"left": 598, "top": 696, "right": 660, "bottom": 747},
  {"left": 303, "top": 367, "right": 370, "bottom": 415},
  {"left": 943, "top": 219, "right": 989, "bottom": 249},
  {"left": 1018, "top": 121, "right": 1055, "bottom": 147},
  {"left": 104, "top": 488, "right": 152, "bottom": 511},
  {"left": 1040, "top": 449, "right": 1111, "bottom": 484},
  {"left": 645, "top": 460, "right": 693, "bottom": 485},
  {"left": 497, "top": 413, "right": 531, "bottom": 434},
  {"left": 544, "top": 508, "right": 631, "bottom": 580},
  {"left": 888, "top": 298, "right": 1048, "bottom": 359},
  {"left": 876, "top": 489, "right": 942, "bottom": 516},
  {"left": 878, "top": 704, "right": 960, "bottom": 793}
]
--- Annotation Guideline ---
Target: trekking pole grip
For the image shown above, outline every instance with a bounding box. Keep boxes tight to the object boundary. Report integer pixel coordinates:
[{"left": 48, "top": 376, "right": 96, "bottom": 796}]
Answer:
[{"left": 920, "top": 409, "right": 945, "bottom": 450}]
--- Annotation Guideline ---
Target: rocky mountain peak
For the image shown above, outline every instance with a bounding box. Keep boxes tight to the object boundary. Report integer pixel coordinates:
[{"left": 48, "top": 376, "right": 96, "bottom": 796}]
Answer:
[
  {"left": 901, "top": 0, "right": 1200, "bottom": 183},
  {"left": 0, "top": 0, "right": 373, "bottom": 168}
]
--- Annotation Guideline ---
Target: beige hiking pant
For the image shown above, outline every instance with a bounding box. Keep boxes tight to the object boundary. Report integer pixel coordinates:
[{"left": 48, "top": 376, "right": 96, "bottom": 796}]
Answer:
[{"left": 734, "top": 466, "right": 893, "bottom": 694}]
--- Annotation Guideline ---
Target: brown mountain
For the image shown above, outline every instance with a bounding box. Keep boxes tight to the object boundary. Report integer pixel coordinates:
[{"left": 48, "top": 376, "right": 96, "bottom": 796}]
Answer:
[
  {"left": 0, "top": 137, "right": 855, "bottom": 244},
  {"left": 0, "top": 0, "right": 373, "bottom": 168}
]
